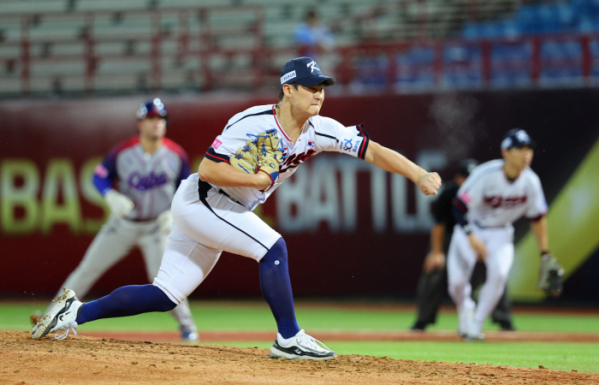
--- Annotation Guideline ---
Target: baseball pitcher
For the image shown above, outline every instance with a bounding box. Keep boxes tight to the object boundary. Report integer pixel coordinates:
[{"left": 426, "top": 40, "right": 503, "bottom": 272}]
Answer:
[{"left": 32, "top": 57, "right": 441, "bottom": 360}]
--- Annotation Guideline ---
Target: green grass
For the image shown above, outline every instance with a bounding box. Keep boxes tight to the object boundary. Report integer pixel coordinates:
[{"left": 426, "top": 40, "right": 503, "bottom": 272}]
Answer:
[
  {"left": 3, "top": 301, "right": 599, "bottom": 333},
  {"left": 210, "top": 341, "right": 599, "bottom": 374},
  {"left": 2, "top": 300, "right": 599, "bottom": 374}
]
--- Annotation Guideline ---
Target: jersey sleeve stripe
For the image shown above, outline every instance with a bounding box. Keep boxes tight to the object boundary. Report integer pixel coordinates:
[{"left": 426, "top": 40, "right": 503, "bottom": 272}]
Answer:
[
  {"left": 453, "top": 197, "right": 468, "bottom": 212},
  {"left": 206, "top": 147, "right": 231, "bottom": 163},
  {"left": 356, "top": 124, "right": 370, "bottom": 160},
  {"left": 224, "top": 108, "right": 273, "bottom": 131},
  {"left": 314, "top": 131, "right": 338, "bottom": 142}
]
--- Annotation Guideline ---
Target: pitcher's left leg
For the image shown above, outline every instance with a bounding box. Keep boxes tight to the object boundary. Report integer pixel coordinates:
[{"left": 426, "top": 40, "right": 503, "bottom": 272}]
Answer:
[{"left": 138, "top": 225, "right": 198, "bottom": 340}]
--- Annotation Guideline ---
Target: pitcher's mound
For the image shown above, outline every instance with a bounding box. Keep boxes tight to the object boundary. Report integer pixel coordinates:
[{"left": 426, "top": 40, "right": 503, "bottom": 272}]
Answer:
[{"left": 2, "top": 330, "right": 597, "bottom": 384}]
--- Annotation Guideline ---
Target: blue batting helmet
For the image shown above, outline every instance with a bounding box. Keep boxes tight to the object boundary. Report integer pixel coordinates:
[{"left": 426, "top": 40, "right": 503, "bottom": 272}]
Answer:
[{"left": 137, "top": 98, "right": 169, "bottom": 126}]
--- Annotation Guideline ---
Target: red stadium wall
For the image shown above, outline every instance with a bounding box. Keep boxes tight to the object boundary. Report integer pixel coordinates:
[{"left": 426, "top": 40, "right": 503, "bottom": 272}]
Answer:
[{"left": 1, "top": 90, "right": 598, "bottom": 299}]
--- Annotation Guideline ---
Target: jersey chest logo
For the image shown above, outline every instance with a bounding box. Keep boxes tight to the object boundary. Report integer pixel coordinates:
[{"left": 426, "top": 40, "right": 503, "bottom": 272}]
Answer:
[
  {"left": 484, "top": 195, "right": 527, "bottom": 209},
  {"left": 128, "top": 171, "right": 168, "bottom": 192},
  {"left": 280, "top": 149, "right": 316, "bottom": 173}
]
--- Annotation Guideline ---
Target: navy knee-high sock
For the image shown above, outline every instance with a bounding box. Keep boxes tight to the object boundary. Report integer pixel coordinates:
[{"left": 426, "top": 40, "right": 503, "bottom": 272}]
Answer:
[
  {"left": 76, "top": 284, "right": 176, "bottom": 325},
  {"left": 259, "top": 238, "right": 300, "bottom": 339}
]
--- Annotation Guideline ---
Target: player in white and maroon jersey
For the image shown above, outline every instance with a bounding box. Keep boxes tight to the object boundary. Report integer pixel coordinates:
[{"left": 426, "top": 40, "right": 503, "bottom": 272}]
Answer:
[
  {"left": 204, "top": 104, "right": 370, "bottom": 211},
  {"left": 448, "top": 129, "right": 552, "bottom": 340},
  {"left": 33, "top": 58, "right": 441, "bottom": 360}
]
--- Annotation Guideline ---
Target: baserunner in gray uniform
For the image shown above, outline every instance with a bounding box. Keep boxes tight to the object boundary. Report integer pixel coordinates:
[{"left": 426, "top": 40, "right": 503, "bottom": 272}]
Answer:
[{"left": 37, "top": 99, "right": 198, "bottom": 341}]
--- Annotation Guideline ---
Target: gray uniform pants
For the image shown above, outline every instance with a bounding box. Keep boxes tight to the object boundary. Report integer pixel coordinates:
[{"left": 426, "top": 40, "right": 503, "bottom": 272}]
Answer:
[{"left": 51, "top": 214, "right": 197, "bottom": 332}]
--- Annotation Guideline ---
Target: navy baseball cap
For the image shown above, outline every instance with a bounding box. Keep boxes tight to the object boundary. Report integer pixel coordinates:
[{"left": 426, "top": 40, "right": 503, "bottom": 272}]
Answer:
[
  {"left": 280, "top": 57, "right": 336, "bottom": 89},
  {"left": 501, "top": 128, "right": 536, "bottom": 150},
  {"left": 137, "top": 98, "right": 168, "bottom": 120}
]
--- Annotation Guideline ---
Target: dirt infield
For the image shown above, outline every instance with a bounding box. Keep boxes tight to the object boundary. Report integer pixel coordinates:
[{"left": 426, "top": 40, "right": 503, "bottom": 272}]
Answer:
[{"left": 2, "top": 330, "right": 598, "bottom": 384}]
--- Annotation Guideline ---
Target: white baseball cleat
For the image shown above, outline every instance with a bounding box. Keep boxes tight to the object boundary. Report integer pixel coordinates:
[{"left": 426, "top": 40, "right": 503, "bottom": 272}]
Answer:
[
  {"left": 464, "top": 320, "right": 485, "bottom": 341},
  {"left": 31, "top": 288, "right": 83, "bottom": 340},
  {"left": 458, "top": 306, "right": 475, "bottom": 338},
  {"left": 270, "top": 329, "right": 337, "bottom": 361},
  {"left": 181, "top": 329, "right": 199, "bottom": 342}
]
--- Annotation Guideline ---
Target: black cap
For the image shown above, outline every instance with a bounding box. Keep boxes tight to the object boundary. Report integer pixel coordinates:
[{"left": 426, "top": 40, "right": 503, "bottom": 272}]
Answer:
[
  {"left": 457, "top": 159, "right": 478, "bottom": 177},
  {"left": 501, "top": 128, "right": 536, "bottom": 150},
  {"left": 280, "top": 57, "right": 336, "bottom": 89}
]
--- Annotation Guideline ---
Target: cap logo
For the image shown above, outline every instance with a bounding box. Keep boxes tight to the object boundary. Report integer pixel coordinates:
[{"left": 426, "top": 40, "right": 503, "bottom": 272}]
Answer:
[
  {"left": 516, "top": 130, "right": 529, "bottom": 142},
  {"left": 281, "top": 70, "right": 297, "bottom": 84},
  {"left": 137, "top": 106, "right": 147, "bottom": 119},
  {"left": 307, "top": 60, "right": 318, "bottom": 73}
]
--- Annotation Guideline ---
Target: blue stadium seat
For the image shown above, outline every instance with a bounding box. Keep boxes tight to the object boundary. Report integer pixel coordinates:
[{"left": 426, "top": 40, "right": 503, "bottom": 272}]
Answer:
[
  {"left": 461, "top": 0, "right": 599, "bottom": 38},
  {"left": 501, "top": 19, "right": 522, "bottom": 38},
  {"left": 354, "top": 56, "right": 388, "bottom": 87},
  {"left": 442, "top": 72, "right": 482, "bottom": 90},
  {"left": 490, "top": 43, "right": 531, "bottom": 87},
  {"left": 397, "top": 47, "right": 435, "bottom": 67},
  {"left": 440, "top": 45, "right": 482, "bottom": 90},
  {"left": 578, "top": 15, "right": 595, "bottom": 32},
  {"left": 477, "top": 21, "right": 501, "bottom": 38},
  {"left": 463, "top": 22, "right": 480, "bottom": 40},
  {"left": 395, "top": 46, "right": 436, "bottom": 91},
  {"left": 556, "top": 2, "right": 577, "bottom": 29},
  {"left": 538, "top": 4, "right": 560, "bottom": 32},
  {"left": 516, "top": 5, "right": 541, "bottom": 34}
]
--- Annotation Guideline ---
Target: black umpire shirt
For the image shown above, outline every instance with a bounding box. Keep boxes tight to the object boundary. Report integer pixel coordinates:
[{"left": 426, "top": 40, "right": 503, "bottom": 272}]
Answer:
[{"left": 431, "top": 180, "right": 459, "bottom": 254}]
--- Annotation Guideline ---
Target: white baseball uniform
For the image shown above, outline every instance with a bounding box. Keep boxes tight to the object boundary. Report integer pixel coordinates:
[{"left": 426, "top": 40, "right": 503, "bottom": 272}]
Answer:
[
  {"left": 152, "top": 104, "right": 370, "bottom": 304},
  {"left": 447, "top": 159, "right": 547, "bottom": 334},
  {"left": 54, "top": 136, "right": 197, "bottom": 334}
]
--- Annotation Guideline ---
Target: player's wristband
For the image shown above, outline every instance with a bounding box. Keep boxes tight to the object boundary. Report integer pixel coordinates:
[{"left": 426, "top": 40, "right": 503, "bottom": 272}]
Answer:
[
  {"left": 540, "top": 250, "right": 550, "bottom": 258},
  {"left": 462, "top": 224, "right": 472, "bottom": 235}
]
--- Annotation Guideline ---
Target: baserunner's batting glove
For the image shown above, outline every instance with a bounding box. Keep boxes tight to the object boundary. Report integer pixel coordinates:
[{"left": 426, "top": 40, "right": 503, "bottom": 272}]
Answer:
[
  {"left": 256, "top": 129, "right": 285, "bottom": 192},
  {"left": 537, "top": 253, "right": 564, "bottom": 297},
  {"left": 104, "top": 189, "right": 134, "bottom": 218}
]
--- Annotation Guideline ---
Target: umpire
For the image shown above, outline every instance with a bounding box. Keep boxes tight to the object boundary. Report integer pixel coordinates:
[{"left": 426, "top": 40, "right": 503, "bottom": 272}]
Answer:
[{"left": 411, "top": 159, "right": 515, "bottom": 332}]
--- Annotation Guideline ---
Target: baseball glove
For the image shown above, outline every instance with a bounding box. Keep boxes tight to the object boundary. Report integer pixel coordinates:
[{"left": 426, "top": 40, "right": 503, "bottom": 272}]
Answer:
[
  {"left": 230, "top": 129, "right": 285, "bottom": 191},
  {"left": 537, "top": 253, "right": 564, "bottom": 297}
]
